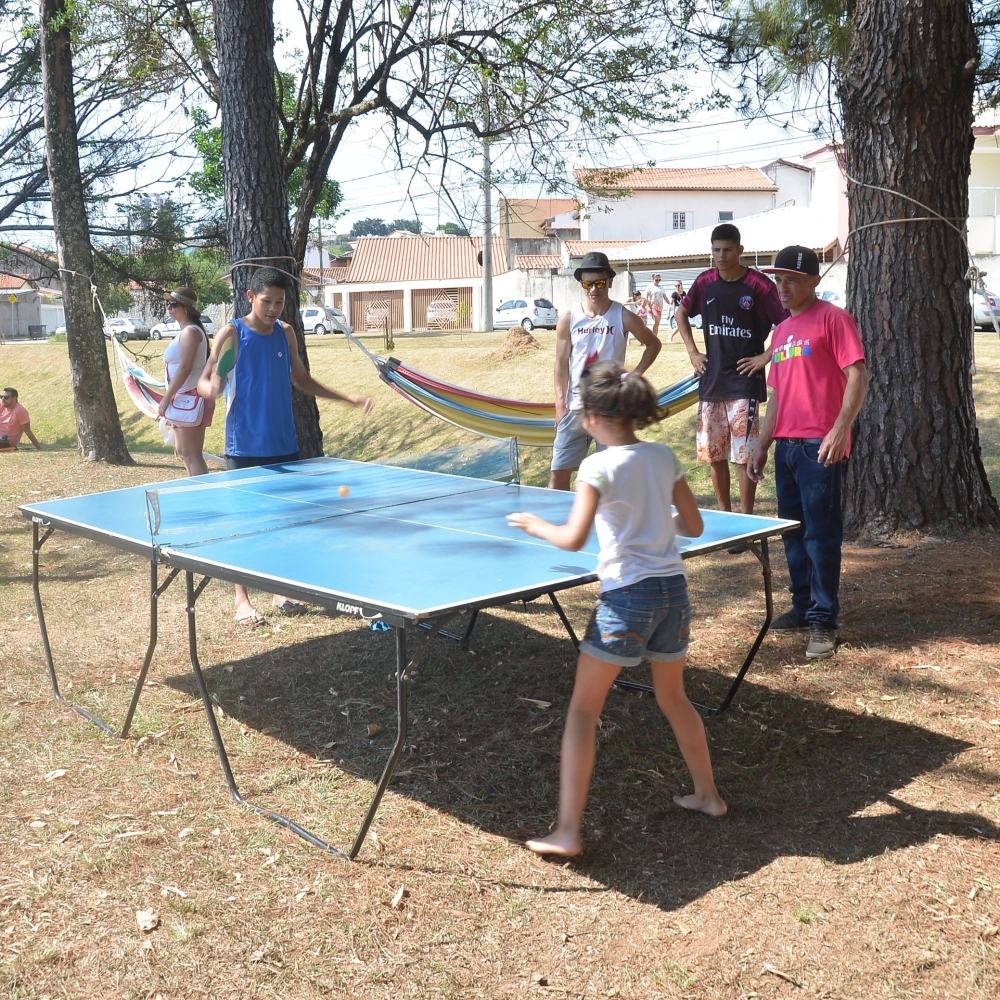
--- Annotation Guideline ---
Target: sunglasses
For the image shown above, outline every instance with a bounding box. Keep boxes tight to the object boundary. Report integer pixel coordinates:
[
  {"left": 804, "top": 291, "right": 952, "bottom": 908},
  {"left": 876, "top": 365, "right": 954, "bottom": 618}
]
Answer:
[
  {"left": 580, "top": 279, "right": 608, "bottom": 291},
  {"left": 166, "top": 301, "right": 181, "bottom": 309}
]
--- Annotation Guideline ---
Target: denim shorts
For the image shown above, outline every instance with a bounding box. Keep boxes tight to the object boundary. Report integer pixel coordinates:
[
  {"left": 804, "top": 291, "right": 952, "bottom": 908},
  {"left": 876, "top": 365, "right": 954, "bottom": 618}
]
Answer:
[{"left": 580, "top": 574, "right": 691, "bottom": 667}]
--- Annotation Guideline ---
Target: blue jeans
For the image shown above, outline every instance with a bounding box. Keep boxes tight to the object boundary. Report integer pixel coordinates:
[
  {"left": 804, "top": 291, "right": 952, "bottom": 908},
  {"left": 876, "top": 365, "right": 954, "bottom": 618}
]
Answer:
[{"left": 774, "top": 439, "right": 843, "bottom": 629}]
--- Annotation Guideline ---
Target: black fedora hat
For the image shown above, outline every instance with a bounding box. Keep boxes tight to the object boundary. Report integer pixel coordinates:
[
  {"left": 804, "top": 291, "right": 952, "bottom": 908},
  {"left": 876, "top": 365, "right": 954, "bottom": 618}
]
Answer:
[{"left": 573, "top": 251, "right": 617, "bottom": 281}]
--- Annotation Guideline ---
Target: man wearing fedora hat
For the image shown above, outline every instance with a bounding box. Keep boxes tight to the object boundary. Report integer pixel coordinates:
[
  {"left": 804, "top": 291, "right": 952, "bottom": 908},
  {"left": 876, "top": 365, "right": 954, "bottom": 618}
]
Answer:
[{"left": 549, "top": 251, "right": 661, "bottom": 490}]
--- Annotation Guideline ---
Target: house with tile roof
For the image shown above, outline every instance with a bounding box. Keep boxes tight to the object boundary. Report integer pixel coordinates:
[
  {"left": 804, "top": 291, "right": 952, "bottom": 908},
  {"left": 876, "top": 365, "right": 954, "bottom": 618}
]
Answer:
[
  {"left": 320, "top": 235, "right": 510, "bottom": 332},
  {"left": 574, "top": 166, "right": 783, "bottom": 242}
]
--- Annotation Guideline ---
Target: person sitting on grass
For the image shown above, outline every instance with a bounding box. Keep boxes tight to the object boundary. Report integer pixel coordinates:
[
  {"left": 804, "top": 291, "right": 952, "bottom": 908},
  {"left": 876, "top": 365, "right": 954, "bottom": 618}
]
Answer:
[
  {"left": 156, "top": 287, "right": 214, "bottom": 478},
  {"left": 0, "top": 387, "right": 42, "bottom": 450},
  {"left": 508, "top": 361, "right": 726, "bottom": 858},
  {"left": 199, "top": 266, "right": 374, "bottom": 628}
]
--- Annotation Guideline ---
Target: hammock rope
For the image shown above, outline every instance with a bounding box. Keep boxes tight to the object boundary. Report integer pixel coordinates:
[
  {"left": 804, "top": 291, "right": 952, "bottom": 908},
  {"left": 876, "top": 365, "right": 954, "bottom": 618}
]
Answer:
[{"left": 346, "top": 331, "right": 700, "bottom": 447}]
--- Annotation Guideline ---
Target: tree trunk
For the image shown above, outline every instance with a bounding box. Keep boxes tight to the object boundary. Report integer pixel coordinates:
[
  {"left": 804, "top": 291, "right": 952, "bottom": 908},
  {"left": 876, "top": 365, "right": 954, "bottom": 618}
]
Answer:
[
  {"left": 39, "top": 0, "right": 133, "bottom": 465},
  {"left": 840, "top": 0, "right": 998, "bottom": 536},
  {"left": 211, "top": 0, "right": 324, "bottom": 458}
]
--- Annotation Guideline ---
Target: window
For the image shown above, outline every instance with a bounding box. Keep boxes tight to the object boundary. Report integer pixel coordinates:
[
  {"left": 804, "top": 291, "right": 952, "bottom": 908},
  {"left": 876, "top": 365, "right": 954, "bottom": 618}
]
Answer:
[
  {"left": 534, "top": 299, "right": 554, "bottom": 308},
  {"left": 718, "top": 211, "right": 734, "bottom": 222},
  {"left": 672, "top": 212, "right": 689, "bottom": 230}
]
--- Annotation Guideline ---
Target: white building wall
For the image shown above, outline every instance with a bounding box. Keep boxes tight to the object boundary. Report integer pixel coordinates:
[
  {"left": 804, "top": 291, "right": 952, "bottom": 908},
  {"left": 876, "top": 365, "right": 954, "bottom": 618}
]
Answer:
[
  {"left": 325, "top": 277, "right": 487, "bottom": 332},
  {"left": 770, "top": 164, "right": 813, "bottom": 208},
  {"left": 580, "top": 189, "right": 776, "bottom": 242}
]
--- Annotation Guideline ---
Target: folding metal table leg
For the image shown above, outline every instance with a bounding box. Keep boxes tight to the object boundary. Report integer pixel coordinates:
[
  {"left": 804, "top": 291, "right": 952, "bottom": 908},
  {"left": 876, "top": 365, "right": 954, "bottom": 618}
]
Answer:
[
  {"left": 548, "top": 592, "right": 580, "bottom": 649},
  {"left": 186, "top": 570, "right": 450, "bottom": 860},
  {"left": 32, "top": 520, "right": 178, "bottom": 736},
  {"left": 614, "top": 538, "right": 775, "bottom": 715},
  {"left": 693, "top": 537, "right": 774, "bottom": 716}
]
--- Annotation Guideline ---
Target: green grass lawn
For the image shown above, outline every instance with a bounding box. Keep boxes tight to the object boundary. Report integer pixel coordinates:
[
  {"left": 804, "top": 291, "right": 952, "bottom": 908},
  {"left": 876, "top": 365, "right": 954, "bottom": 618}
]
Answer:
[{"left": 4, "top": 328, "right": 1000, "bottom": 502}]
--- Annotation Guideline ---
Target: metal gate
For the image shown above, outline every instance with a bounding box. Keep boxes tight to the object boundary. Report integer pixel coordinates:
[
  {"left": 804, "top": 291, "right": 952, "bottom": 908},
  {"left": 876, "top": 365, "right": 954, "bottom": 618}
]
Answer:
[
  {"left": 350, "top": 290, "right": 404, "bottom": 332},
  {"left": 412, "top": 287, "right": 473, "bottom": 331}
]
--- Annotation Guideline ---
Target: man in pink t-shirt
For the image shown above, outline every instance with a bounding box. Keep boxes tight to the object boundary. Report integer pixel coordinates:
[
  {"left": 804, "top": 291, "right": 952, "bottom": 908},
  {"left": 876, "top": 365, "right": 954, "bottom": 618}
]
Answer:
[
  {"left": 0, "top": 387, "right": 42, "bottom": 450},
  {"left": 747, "top": 247, "right": 868, "bottom": 661}
]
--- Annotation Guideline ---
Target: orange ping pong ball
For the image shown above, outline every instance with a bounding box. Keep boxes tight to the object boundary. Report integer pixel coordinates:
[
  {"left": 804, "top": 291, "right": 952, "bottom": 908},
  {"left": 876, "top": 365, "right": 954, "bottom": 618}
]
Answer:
[{"left": 338, "top": 485, "right": 350, "bottom": 497}]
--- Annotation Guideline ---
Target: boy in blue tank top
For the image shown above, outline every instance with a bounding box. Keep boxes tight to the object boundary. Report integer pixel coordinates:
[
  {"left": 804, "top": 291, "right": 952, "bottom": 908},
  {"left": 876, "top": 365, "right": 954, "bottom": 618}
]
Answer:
[{"left": 199, "top": 266, "right": 373, "bottom": 626}]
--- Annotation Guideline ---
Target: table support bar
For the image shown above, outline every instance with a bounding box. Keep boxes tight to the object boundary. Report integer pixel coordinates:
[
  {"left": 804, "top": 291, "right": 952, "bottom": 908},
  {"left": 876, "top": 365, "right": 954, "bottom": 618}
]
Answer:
[
  {"left": 615, "top": 538, "right": 775, "bottom": 716},
  {"left": 185, "top": 570, "right": 451, "bottom": 861},
  {"left": 32, "top": 520, "right": 179, "bottom": 737}
]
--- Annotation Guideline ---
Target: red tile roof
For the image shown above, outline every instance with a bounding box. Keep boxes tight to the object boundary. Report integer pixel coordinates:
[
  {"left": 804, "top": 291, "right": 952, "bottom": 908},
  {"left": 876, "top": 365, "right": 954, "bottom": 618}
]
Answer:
[
  {"left": 574, "top": 166, "right": 776, "bottom": 193},
  {"left": 562, "top": 240, "right": 645, "bottom": 257},
  {"left": 0, "top": 272, "right": 31, "bottom": 290},
  {"left": 301, "top": 264, "right": 351, "bottom": 284},
  {"left": 340, "top": 236, "right": 510, "bottom": 284},
  {"left": 515, "top": 255, "right": 563, "bottom": 270}
]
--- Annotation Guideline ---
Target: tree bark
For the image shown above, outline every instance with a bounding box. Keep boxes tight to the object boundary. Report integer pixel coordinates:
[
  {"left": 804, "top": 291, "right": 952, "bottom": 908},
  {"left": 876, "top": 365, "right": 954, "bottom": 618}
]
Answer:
[
  {"left": 840, "top": 0, "right": 998, "bottom": 536},
  {"left": 211, "top": 0, "right": 324, "bottom": 458},
  {"left": 39, "top": 0, "right": 133, "bottom": 464}
]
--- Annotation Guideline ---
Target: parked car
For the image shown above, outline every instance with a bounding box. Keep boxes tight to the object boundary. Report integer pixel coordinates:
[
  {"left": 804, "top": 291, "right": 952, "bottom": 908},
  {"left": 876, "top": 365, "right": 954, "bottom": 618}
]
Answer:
[
  {"left": 103, "top": 317, "right": 150, "bottom": 342},
  {"left": 493, "top": 298, "right": 558, "bottom": 331},
  {"left": 149, "top": 315, "right": 217, "bottom": 340},
  {"left": 301, "top": 305, "right": 352, "bottom": 335},
  {"left": 972, "top": 289, "right": 1000, "bottom": 329},
  {"left": 820, "top": 290, "right": 847, "bottom": 308}
]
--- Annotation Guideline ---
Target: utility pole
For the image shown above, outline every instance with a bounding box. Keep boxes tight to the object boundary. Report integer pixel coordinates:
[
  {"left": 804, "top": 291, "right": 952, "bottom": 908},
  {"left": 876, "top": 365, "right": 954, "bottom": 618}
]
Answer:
[{"left": 481, "top": 138, "right": 493, "bottom": 332}]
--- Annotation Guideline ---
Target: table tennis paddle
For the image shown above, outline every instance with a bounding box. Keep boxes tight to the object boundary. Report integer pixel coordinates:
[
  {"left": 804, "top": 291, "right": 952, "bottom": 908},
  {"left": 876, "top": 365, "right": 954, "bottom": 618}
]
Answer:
[{"left": 216, "top": 340, "right": 236, "bottom": 379}]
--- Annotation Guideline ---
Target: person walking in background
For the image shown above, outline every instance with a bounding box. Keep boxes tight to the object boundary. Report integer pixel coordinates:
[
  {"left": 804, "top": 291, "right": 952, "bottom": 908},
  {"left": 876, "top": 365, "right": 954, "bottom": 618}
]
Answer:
[
  {"left": 666, "top": 280, "right": 684, "bottom": 341},
  {"left": 643, "top": 273, "right": 667, "bottom": 337}
]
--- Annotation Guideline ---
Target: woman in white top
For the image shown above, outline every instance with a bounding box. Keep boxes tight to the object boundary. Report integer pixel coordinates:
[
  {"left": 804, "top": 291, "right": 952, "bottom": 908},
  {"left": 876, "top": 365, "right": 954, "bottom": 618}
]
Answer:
[
  {"left": 509, "top": 361, "right": 726, "bottom": 857},
  {"left": 157, "top": 287, "right": 214, "bottom": 476}
]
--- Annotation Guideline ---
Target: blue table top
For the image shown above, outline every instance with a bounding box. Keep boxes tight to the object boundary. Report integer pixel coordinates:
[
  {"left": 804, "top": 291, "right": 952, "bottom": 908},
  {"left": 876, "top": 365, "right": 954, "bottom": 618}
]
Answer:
[{"left": 20, "top": 457, "right": 797, "bottom": 621}]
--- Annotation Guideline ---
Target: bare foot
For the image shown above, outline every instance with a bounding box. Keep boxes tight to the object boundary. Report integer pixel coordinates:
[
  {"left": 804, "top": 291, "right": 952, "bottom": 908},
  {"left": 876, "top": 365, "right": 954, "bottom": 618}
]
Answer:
[
  {"left": 525, "top": 830, "right": 582, "bottom": 857},
  {"left": 673, "top": 792, "right": 728, "bottom": 817}
]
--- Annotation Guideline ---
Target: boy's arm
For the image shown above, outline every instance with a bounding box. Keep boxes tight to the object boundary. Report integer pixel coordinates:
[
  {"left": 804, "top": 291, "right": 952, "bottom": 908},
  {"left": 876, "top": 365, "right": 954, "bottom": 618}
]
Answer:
[
  {"left": 817, "top": 361, "right": 868, "bottom": 466},
  {"left": 283, "top": 324, "right": 373, "bottom": 413},
  {"left": 621, "top": 308, "right": 661, "bottom": 375},
  {"left": 197, "top": 322, "right": 236, "bottom": 400},
  {"left": 553, "top": 311, "right": 572, "bottom": 422},
  {"left": 748, "top": 387, "right": 779, "bottom": 482}
]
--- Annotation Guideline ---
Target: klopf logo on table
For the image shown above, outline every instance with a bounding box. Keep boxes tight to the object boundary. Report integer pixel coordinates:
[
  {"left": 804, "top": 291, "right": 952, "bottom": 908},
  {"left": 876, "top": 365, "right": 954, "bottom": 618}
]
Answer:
[
  {"left": 739, "top": 295, "right": 754, "bottom": 310},
  {"left": 772, "top": 332, "right": 811, "bottom": 364}
]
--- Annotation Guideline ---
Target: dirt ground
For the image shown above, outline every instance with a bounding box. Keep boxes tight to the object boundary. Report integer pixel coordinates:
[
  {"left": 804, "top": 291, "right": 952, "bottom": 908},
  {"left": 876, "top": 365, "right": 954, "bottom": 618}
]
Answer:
[{"left": 1, "top": 449, "right": 999, "bottom": 1000}]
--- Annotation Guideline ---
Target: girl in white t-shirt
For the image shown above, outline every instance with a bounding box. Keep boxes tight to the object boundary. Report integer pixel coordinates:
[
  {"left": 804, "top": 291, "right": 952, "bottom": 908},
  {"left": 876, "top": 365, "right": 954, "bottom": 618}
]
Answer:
[{"left": 508, "top": 361, "right": 726, "bottom": 857}]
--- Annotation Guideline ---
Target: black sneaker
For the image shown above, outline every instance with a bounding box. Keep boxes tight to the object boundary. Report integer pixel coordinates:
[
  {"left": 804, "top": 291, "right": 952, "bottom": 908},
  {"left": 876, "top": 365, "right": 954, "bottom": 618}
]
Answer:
[
  {"left": 805, "top": 625, "right": 837, "bottom": 660},
  {"left": 769, "top": 609, "right": 808, "bottom": 633}
]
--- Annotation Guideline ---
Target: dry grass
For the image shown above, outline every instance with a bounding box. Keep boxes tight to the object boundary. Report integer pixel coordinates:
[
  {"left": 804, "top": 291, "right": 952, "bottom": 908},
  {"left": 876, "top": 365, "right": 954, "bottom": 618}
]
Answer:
[{"left": 0, "top": 332, "right": 998, "bottom": 998}]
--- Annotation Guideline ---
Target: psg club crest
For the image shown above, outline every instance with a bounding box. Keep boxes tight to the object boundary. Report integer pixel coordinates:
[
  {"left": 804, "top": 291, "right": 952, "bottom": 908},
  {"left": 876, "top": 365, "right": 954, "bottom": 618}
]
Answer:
[{"left": 739, "top": 295, "right": 754, "bottom": 310}]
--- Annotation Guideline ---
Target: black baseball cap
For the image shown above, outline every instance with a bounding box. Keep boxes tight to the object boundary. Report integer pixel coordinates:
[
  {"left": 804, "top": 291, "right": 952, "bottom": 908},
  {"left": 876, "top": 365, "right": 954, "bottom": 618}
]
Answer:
[
  {"left": 573, "top": 251, "right": 616, "bottom": 281},
  {"left": 762, "top": 245, "right": 820, "bottom": 276}
]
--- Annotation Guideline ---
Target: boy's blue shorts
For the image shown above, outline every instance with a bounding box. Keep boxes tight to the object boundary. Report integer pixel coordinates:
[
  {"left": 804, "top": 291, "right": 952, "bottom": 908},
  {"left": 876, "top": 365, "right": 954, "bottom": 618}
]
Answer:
[{"left": 580, "top": 574, "right": 690, "bottom": 667}]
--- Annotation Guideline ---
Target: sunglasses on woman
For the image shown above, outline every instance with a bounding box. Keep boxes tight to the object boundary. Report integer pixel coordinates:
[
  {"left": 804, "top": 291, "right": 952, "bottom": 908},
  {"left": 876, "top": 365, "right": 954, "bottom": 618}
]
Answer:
[{"left": 580, "top": 279, "right": 608, "bottom": 291}]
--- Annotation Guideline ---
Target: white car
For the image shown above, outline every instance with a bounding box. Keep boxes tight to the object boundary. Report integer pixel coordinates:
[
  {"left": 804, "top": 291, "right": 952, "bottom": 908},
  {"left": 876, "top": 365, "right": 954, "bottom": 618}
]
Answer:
[
  {"left": 301, "top": 305, "right": 351, "bottom": 335},
  {"left": 150, "top": 315, "right": 216, "bottom": 340},
  {"left": 426, "top": 296, "right": 460, "bottom": 328},
  {"left": 493, "top": 298, "right": 558, "bottom": 331},
  {"left": 972, "top": 289, "right": 1000, "bottom": 329},
  {"left": 103, "top": 317, "right": 150, "bottom": 342}
]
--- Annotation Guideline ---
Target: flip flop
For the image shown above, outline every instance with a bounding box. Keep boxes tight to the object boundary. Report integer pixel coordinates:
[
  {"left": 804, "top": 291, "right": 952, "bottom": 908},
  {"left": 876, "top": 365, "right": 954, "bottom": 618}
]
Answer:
[
  {"left": 274, "top": 600, "right": 307, "bottom": 616},
  {"left": 234, "top": 608, "right": 266, "bottom": 629}
]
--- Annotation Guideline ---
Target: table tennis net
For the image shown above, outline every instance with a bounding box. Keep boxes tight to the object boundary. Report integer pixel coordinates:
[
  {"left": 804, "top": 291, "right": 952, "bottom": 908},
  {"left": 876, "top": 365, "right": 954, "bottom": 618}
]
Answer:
[{"left": 144, "top": 462, "right": 502, "bottom": 551}]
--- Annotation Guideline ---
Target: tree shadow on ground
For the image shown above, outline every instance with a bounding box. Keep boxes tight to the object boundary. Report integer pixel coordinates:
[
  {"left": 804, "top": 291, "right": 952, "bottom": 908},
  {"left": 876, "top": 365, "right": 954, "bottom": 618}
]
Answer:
[{"left": 162, "top": 607, "right": 995, "bottom": 913}]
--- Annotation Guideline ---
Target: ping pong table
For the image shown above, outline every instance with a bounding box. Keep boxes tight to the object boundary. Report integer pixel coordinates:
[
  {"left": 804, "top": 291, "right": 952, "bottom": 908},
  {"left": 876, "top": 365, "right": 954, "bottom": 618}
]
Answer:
[{"left": 21, "top": 457, "right": 797, "bottom": 860}]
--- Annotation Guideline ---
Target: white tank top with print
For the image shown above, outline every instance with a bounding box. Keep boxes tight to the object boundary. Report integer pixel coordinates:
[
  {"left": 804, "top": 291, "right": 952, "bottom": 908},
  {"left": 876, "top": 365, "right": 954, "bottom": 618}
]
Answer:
[{"left": 567, "top": 301, "right": 627, "bottom": 411}]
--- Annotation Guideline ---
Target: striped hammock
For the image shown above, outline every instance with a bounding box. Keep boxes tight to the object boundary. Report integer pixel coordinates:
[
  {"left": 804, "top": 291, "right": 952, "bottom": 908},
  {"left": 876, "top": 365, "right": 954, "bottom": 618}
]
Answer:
[
  {"left": 360, "top": 345, "right": 700, "bottom": 448},
  {"left": 112, "top": 337, "right": 167, "bottom": 418}
]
